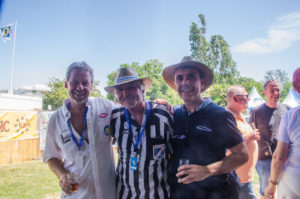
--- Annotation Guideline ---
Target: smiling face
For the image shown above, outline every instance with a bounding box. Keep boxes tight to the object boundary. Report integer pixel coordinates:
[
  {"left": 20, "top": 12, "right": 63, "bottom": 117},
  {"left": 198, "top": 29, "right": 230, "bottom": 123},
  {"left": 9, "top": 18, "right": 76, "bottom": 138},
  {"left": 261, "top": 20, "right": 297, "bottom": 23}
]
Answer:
[
  {"left": 65, "top": 69, "right": 92, "bottom": 105},
  {"left": 174, "top": 67, "right": 204, "bottom": 104},
  {"left": 115, "top": 81, "right": 144, "bottom": 109},
  {"left": 263, "top": 81, "right": 281, "bottom": 104}
]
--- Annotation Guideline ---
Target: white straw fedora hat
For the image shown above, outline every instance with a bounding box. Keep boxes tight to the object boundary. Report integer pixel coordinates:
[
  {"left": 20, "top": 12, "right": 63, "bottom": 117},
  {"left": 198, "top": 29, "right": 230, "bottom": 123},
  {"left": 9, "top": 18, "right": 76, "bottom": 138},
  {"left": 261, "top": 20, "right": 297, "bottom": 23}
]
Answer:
[
  {"left": 162, "top": 56, "right": 214, "bottom": 92},
  {"left": 104, "top": 67, "right": 153, "bottom": 94}
]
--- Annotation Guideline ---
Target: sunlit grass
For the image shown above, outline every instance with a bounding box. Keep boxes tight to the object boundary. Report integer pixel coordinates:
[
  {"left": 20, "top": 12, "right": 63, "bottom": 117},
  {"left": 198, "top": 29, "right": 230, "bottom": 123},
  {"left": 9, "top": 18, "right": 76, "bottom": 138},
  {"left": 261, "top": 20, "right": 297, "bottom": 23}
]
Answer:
[{"left": 0, "top": 160, "right": 60, "bottom": 199}]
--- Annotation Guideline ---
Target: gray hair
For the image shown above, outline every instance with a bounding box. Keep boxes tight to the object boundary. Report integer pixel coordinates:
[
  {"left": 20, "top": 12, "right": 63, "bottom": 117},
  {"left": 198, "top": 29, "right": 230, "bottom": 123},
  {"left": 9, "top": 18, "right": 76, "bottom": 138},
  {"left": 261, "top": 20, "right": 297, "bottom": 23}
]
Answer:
[{"left": 66, "top": 61, "right": 94, "bottom": 84}]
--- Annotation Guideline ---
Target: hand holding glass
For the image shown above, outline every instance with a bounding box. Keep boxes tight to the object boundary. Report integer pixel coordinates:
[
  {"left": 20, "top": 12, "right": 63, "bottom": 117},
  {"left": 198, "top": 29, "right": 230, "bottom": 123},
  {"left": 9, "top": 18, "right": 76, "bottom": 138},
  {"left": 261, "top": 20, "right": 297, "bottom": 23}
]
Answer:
[
  {"left": 68, "top": 173, "right": 79, "bottom": 192},
  {"left": 178, "top": 158, "right": 190, "bottom": 179}
]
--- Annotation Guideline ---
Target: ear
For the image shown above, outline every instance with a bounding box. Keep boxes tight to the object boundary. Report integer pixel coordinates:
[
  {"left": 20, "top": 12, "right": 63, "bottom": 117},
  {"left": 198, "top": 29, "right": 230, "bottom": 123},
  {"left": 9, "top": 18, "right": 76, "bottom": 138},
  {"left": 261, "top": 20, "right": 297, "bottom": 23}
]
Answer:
[
  {"left": 65, "top": 81, "right": 68, "bottom": 88},
  {"left": 200, "top": 79, "right": 205, "bottom": 90},
  {"left": 263, "top": 89, "right": 266, "bottom": 96}
]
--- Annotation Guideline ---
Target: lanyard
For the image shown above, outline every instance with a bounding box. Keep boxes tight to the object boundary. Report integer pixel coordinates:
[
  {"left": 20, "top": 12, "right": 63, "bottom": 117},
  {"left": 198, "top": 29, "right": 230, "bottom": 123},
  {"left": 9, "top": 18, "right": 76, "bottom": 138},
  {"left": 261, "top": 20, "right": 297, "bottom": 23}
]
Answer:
[
  {"left": 125, "top": 101, "right": 150, "bottom": 153},
  {"left": 67, "top": 103, "right": 88, "bottom": 151}
]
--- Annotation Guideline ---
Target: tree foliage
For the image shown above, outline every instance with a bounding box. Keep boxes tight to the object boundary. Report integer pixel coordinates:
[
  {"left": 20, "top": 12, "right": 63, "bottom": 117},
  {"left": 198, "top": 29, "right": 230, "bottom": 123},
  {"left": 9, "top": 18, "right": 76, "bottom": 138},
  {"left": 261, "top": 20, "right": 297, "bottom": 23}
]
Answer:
[
  {"left": 189, "top": 14, "right": 241, "bottom": 105},
  {"left": 106, "top": 59, "right": 182, "bottom": 106},
  {"left": 189, "top": 14, "right": 240, "bottom": 85},
  {"left": 42, "top": 77, "right": 102, "bottom": 111},
  {"left": 264, "top": 69, "right": 289, "bottom": 86}
]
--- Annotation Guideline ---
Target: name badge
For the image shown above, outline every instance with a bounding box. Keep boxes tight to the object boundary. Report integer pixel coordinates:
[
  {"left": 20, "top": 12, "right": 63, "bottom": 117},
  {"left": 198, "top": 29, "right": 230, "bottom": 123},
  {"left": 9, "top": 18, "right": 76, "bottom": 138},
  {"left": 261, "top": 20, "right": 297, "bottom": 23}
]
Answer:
[
  {"left": 130, "top": 156, "right": 138, "bottom": 171},
  {"left": 75, "top": 151, "right": 85, "bottom": 169}
]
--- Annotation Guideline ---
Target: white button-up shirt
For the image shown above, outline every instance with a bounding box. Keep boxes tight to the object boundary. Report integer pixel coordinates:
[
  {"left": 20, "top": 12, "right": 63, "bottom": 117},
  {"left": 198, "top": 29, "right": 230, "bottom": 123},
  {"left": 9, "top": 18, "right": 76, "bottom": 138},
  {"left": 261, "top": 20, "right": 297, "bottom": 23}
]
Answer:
[{"left": 44, "top": 97, "right": 116, "bottom": 199}]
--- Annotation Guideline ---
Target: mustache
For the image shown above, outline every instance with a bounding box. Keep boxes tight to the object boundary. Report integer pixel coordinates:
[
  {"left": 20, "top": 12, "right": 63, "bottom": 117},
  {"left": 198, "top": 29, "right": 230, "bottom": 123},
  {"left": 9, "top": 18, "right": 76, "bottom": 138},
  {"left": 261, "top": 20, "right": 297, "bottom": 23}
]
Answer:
[{"left": 179, "top": 85, "right": 193, "bottom": 92}]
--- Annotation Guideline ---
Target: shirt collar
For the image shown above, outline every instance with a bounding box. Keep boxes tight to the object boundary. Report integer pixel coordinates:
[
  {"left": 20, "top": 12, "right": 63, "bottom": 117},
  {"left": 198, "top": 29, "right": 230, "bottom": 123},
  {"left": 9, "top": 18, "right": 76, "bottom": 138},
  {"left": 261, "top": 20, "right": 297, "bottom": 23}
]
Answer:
[
  {"left": 183, "top": 98, "right": 211, "bottom": 115},
  {"left": 62, "top": 98, "right": 91, "bottom": 119}
]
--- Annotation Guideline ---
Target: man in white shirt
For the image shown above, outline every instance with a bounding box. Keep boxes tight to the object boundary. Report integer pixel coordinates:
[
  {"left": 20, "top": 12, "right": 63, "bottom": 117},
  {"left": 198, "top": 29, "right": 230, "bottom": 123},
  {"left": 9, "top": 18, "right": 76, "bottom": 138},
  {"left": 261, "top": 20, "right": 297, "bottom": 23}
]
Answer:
[
  {"left": 264, "top": 67, "right": 300, "bottom": 199},
  {"left": 43, "top": 61, "right": 116, "bottom": 199}
]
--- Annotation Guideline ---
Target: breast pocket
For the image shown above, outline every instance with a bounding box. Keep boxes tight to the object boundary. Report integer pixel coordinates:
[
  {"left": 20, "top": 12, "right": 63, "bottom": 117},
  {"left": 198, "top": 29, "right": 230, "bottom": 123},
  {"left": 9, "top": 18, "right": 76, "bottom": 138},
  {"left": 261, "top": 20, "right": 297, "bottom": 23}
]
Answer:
[{"left": 96, "top": 118, "right": 111, "bottom": 142}]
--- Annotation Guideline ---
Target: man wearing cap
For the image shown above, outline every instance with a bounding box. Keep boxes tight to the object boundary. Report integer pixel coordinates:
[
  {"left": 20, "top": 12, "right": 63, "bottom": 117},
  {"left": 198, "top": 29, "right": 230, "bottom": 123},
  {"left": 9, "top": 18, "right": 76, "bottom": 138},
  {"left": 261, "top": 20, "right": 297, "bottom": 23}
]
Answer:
[
  {"left": 105, "top": 67, "right": 173, "bottom": 199},
  {"left": 162, "top": 56, "right": 249, "bottom": 199},
  {"left": 44, "top": 62, "right": 116, "bottom": 199},
  {"left": 264, "top": 67, "right": 300, "bottom": 199}
]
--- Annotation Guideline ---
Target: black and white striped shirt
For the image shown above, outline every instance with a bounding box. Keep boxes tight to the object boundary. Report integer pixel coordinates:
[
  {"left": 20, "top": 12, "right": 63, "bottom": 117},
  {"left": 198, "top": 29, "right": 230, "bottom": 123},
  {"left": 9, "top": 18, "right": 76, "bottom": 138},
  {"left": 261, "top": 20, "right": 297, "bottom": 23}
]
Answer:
[{"left": 110, "top": 102, "right": 173, "bottom": 199}]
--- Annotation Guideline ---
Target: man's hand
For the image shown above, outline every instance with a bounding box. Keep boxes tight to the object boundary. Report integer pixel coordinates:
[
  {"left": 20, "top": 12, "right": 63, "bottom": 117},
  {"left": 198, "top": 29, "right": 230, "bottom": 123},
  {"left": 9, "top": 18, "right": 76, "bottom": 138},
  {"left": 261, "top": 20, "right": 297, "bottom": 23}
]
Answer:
[
  {"left": 59, "top": 174, "right": 73, "bottom": 196},
  {"left": 264, "top": 184, "right": 276, "bottom": 199},
  {"left": 245, "top": 129, "right": 260, "bottom": 142},
  {"left": 176, "top": 164, "right": 211, "bottom": 184},
  {"left": 153, "top": 99, "right": 173, "bottom": 114}
]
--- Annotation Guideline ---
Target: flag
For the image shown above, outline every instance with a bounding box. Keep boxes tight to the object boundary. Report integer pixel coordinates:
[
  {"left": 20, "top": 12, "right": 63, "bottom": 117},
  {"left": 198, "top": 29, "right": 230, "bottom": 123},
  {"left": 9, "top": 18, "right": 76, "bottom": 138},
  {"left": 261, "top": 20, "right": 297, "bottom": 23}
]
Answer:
[{"left": 1, "top": 23, "right": 15, "bottom": 42}]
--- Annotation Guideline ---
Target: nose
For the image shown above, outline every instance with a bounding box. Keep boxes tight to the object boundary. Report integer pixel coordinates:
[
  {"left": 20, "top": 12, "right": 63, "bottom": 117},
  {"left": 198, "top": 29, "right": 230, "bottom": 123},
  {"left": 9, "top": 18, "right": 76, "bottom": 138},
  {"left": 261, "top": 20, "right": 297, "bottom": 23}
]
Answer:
[{"left": 77, "top": 82, "right": 84, "bottom": 90}]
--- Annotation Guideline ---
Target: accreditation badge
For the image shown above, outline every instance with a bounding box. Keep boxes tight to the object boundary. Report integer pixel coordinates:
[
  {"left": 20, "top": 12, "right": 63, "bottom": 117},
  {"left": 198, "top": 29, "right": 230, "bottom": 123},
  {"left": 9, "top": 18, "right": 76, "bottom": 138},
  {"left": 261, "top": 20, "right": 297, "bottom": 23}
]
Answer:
[
  {"left": 153, "top": 144, "right": 165, "bottom": 160},
  {"left": 75, "top": 151, "right": 85, "bottom": 169},
  {"left": 130, "top": 156, "right": 138, "bottom": 171}
]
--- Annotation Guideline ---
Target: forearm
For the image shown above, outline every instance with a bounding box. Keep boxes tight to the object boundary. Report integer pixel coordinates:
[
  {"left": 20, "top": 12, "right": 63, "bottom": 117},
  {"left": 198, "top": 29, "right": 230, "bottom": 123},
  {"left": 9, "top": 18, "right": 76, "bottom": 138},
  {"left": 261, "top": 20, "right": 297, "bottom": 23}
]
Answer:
[
  {"left": 269, "top": 142, "right": 289, "bottom": 184},
  {"left": 207, "top": 148, "right": 248, "bottom": 176},
  {"left": 47, "top": 158, "right": 69, "bottom": 180},
  {"left": 269, "top": 155, "right": 286, "bottom": 183}
]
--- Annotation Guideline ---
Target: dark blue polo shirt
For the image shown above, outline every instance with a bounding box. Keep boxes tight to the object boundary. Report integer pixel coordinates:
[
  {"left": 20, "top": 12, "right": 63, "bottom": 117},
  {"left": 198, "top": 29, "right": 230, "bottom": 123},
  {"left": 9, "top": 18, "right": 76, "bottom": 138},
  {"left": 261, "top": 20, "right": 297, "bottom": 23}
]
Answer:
[{"left": 170, "top": 99, "right": 243, "bottom": 198}]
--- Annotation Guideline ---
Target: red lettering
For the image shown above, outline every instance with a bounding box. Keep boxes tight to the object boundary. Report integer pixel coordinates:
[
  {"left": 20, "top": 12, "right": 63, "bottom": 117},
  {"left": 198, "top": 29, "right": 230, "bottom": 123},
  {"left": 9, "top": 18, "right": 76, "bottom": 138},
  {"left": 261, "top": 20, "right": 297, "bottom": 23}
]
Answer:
[
  {"left": 19, "top": 123, "right": 26, "bottom": 129},
  {"left": 0, "top": 121, "right": 9, "bottom": 132}
]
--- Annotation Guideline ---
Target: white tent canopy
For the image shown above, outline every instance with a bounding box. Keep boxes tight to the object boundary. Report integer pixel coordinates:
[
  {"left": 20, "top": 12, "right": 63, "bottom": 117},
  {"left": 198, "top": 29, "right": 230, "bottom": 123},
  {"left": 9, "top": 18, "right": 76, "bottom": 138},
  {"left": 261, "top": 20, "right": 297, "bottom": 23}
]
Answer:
[
  {"left": 248, "top": 86, "right": 265, "bottom": 109},
  {"left": 21, "top": 84, "right": 50, "bottom": 92},
  {"left": 282, "top": 88, "right": 300, "bottom": 108}
]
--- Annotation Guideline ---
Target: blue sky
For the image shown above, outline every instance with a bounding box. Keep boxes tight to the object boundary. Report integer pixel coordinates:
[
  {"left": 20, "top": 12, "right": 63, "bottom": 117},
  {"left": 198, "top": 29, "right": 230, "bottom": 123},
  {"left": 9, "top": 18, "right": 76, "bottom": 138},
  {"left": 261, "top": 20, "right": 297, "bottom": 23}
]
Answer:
[{"left": 1, "top": 0, "right": 300, "bottom": 95}]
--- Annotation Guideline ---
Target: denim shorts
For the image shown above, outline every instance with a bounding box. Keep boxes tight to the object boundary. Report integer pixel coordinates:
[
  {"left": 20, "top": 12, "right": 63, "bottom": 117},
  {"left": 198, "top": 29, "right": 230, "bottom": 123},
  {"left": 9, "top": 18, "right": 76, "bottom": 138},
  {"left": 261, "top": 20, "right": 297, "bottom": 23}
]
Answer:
[{"left": 255, "top": 159, "right": 271, "bottom": 196}]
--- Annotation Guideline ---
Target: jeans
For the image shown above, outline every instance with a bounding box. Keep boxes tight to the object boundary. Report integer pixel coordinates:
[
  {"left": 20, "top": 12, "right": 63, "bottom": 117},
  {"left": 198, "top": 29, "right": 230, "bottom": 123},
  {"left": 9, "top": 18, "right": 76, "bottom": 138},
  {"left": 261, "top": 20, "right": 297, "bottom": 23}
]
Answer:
[
  {"left": 256, "top": 159, "right": 271, "bottom": 196},
  {"left": 239, "top": 181, "right": 257, "bottom": 199}
]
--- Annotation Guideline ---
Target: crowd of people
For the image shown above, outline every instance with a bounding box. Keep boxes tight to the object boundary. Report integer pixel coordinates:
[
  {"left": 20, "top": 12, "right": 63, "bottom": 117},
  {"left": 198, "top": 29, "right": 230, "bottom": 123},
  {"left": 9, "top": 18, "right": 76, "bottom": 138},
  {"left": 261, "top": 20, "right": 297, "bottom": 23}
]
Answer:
[{"left": 43, "top": 57, "right": 300, "bottom": 199}]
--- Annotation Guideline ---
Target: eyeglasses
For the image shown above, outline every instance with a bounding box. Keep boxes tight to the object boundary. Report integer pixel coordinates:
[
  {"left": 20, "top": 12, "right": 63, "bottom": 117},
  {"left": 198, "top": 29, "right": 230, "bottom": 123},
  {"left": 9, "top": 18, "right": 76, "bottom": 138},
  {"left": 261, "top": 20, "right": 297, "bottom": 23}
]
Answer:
[{"left": 235, "top": 94, "right": 249, "bottom": 99}]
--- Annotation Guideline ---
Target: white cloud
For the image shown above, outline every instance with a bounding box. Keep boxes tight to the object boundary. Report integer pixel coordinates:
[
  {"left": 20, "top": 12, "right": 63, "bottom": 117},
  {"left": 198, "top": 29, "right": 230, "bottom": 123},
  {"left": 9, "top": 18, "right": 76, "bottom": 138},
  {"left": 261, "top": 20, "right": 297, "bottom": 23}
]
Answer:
[{"left": 232, "top": 12, "right": 300, "bottom": 54}]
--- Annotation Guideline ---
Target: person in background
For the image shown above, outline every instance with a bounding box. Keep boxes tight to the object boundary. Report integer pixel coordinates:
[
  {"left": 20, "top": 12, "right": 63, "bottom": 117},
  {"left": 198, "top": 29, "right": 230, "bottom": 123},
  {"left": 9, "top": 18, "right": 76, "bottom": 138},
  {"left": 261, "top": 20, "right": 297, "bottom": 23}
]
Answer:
[
  {"left": 105, "top": 67, "right": 173, "bottom": 199},
  {"left": 249, "top": 79, "right": 290, "bottom": 199},
  {"left": 226, "top": 85, "right": 260, "bottom": 199},
  {"left": 163, "top": 56, "right": 248, "bottom": 199},
  {"left": 43, "top": 62, "right": 116, "bottom": 199},
  {"left": 264, "top": 67, "right": 300, "bottom": 199}
]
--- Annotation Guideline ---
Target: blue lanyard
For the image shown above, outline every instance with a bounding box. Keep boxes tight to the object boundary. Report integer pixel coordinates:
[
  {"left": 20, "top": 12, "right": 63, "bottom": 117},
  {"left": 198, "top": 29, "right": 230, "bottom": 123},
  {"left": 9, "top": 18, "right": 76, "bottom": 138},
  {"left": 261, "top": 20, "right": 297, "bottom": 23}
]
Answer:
[
  {"left": 67, "top": 103, "right": 88, "bottom": 151},
  {"left": 125, "top": 101, "right": 150, "bottom": 153}
]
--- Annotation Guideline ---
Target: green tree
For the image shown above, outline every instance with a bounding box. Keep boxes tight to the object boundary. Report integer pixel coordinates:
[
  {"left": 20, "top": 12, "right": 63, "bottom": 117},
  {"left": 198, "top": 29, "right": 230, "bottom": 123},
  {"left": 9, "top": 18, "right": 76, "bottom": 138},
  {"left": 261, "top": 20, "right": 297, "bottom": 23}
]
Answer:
[
  {"left": 189, "top": 14, "right": 240, "bottom": 106},
  {"left": 189, "top": 14, "right": 240, "bottom": 85},
  {"left": 106, "top": 59, "right": 182, "bottom": 106},
  {"left": 42, "top": 77, "right": 102, "bottom": 111},
  {"left": 264, "top": 69, "right": 289, "bottom": 86}
]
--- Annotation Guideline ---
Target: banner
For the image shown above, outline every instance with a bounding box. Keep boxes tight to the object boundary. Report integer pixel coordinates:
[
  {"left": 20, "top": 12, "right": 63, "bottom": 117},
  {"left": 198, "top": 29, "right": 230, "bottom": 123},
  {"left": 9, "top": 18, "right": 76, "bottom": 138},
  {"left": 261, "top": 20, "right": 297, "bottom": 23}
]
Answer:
[
  {"left": 1, "top": 23, "right": 15, "bottom": 42},
  {"left": 38, "top": 111, "right": 53, "bottom": 150},
  {"left": 0, "top": 111, "right": 38, "bottom": 141}
]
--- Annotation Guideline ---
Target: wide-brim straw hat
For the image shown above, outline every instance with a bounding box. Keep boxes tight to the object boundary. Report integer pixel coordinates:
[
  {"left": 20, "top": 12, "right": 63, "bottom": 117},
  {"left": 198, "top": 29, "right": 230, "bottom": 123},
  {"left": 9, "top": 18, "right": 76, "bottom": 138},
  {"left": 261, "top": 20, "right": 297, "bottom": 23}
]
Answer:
[
  {"left": 162, "top": 56, "right": 214, "bottom": 92},
  {"left": 104, "top": 67, "right": 152, "bottom": 94}
]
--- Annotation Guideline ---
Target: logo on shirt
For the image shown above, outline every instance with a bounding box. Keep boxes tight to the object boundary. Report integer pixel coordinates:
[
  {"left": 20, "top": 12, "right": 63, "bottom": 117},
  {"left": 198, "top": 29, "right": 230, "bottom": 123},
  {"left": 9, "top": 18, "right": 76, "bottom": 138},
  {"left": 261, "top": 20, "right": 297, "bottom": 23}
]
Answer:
[
  {"left": 153, "top": 144, "right": 165, "bottom": 160},
  {"left": 196, "top": 125, "right": 212, "bottom": 132},
  {"left": 99, "top": 113, "right": 108, "bottom": 118},
  {"left": 104, "top": 125, "right": 110, "bottom": 136}
]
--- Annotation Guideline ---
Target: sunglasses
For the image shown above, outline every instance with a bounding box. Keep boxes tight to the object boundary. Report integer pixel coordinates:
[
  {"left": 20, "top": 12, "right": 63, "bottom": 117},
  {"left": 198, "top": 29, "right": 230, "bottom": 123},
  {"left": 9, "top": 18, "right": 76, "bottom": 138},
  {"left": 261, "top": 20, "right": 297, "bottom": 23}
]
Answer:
[{"left": 235, "top": 94, "right": 249, "bottom": 99}]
